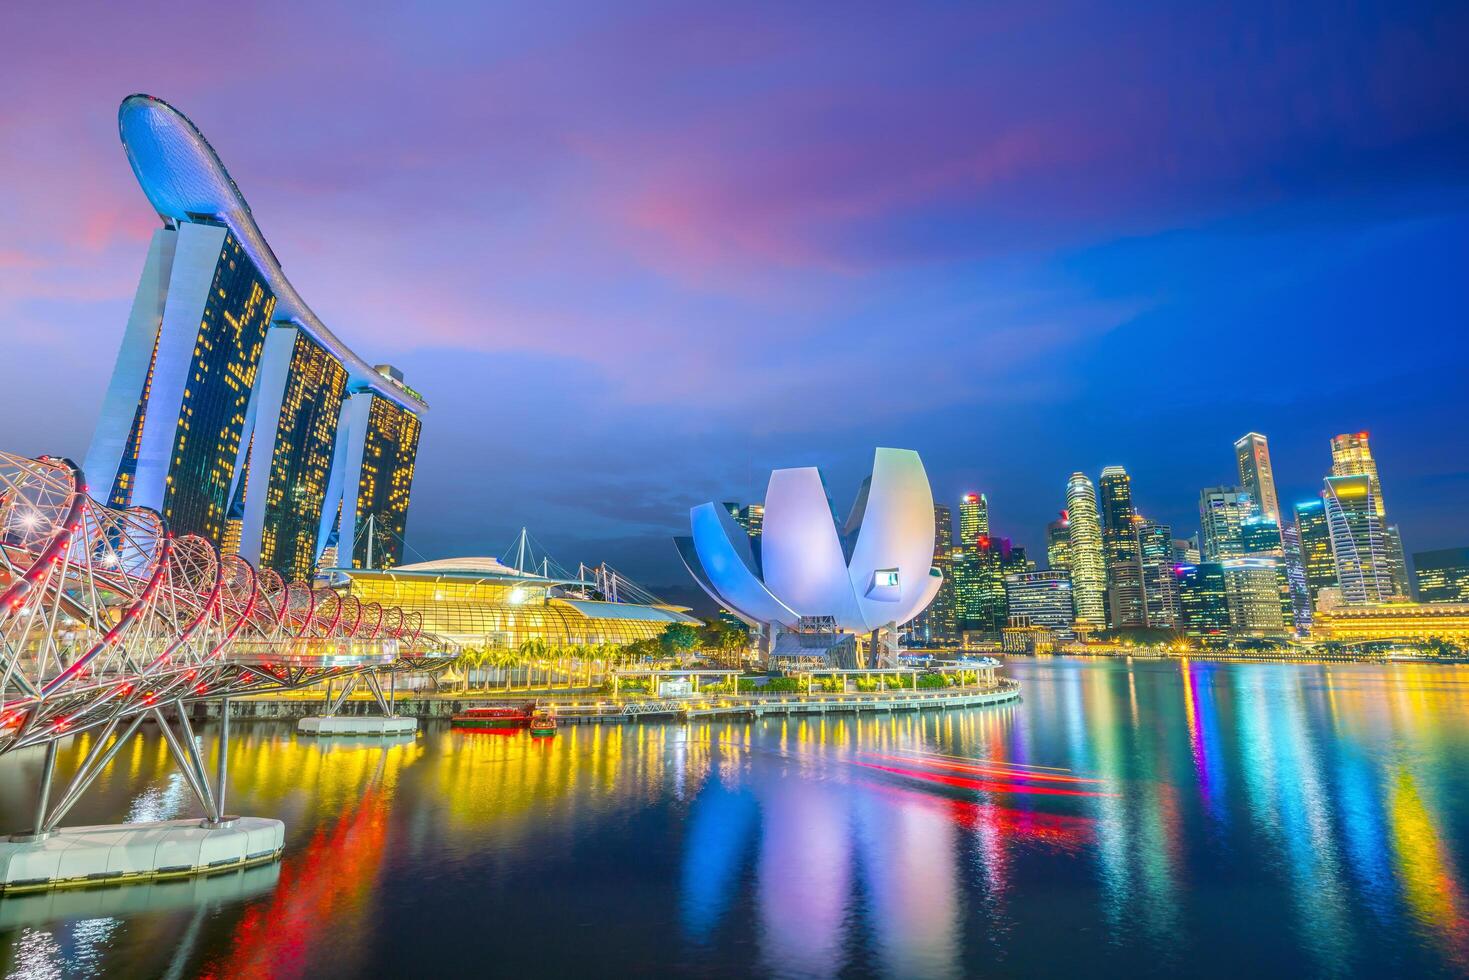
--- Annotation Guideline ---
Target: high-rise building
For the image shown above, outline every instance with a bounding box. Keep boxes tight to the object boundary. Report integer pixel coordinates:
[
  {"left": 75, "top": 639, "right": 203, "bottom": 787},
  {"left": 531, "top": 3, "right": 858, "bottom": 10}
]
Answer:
[
  {"left": 87, "top": 95, "right": 426, "bottom": 579},
  {"left": 1137, "top": 521, "right": 1172, "bottom": 564},
  {"left": 1173, "top": 535, "right": 1201, "bottom": 564},
  {"left": 1413, "top": 548, "right": 1469, "bottom": 603},
  {"left": 963, "top": 535, "right": 1026, "bottom": 638},
  {"left": 723, "top": 502, "right": 764, "bottom": 540},
  {"left": 1199, "top": 487, "right": 1252, "bottom": 561},
  {"left": 1065, "top": 473, "right": 1107, "bottom": 627},
  {"left": 1239, "top": 515, "right": 1295, "bottom": 632},
  {"left": 1004, "top": 571, "right": 1075, "bottom": 638},
  {"left": 1046, "top": 511, "right": 1071, "bottom": 571},
  {"left": 1330, "top": 432, "right": 1385, "bottom": 511},
  {"left": 1279, "top": 521, "right": 1313, "bottom": 632},
  {"left": 1294, "top": 498, "right": 1338, "bottom": 606},
  {"left": 1098, "top": 466, "right": 1146, "bottom": 629},
  {"left": 1141, "top": 561, "right": 1182, "bottom": 630},
  {"left": 1330, "top": 430, "right": 1409, "bottom": 596},
  {"left": 959, "top": 492, "right": 989, "bottom": 543},
  {"left": 911, "top": 504, "right": 959, "bottom": 645},
  {"left": 1222, "top": 557, "right": 1288, "bottom": 635},
  {"left": 1323, "top": 474, "right": 1394, "bottom": 604},
  {"left": 1234, "top": 432, "right": 1282, "bottom": 524},
  {"left": 1173, "top": 563, "right": 1230, "bottom": 639}
]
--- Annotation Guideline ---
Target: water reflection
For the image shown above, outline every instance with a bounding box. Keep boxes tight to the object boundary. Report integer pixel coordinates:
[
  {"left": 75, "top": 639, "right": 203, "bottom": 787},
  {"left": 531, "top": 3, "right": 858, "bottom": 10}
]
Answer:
[{"left": 1, "top": 661, "right": 1469, "bottom": 977}]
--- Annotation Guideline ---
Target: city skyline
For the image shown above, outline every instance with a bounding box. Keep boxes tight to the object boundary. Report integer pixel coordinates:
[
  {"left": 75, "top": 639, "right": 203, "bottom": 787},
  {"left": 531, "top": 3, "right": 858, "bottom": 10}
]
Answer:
[{"left": 2, "top": 2, "right": 1467, "bottom": 592}]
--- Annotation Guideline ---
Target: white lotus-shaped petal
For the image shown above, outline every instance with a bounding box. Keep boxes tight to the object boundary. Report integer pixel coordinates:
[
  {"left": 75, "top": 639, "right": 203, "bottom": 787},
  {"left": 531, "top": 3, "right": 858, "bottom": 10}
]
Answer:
[{"left": 676, "top": 448, "right": 941, "bottom": 632}]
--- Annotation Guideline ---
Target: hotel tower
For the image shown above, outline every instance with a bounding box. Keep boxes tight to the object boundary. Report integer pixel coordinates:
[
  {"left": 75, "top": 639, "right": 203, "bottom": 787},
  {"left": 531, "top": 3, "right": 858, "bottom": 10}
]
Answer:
[{"left": 86, "top": 95, "right": 426, "bottom": 580}]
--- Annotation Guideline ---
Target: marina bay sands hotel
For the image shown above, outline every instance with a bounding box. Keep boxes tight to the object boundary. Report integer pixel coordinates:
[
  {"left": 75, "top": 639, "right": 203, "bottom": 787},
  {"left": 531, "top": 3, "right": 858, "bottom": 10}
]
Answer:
[{"left": 86, "top": 95, "right": 424, "bottom": 579}]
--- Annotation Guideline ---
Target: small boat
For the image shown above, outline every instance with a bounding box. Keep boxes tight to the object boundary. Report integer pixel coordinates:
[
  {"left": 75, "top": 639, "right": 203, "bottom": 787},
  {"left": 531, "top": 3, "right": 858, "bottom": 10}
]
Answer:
[
  {"left": 528, "top": 709, "right": 558, "bottom": 736},
  {"left": 451, "top": 704, "right": 532, "bottom": 729}
]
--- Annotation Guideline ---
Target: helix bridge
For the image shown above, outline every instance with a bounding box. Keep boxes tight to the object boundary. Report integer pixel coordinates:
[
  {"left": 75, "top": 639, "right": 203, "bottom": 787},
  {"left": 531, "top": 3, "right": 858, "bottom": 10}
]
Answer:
[{"left": 0, "top": 451, "right": 451, "bottom": 853}]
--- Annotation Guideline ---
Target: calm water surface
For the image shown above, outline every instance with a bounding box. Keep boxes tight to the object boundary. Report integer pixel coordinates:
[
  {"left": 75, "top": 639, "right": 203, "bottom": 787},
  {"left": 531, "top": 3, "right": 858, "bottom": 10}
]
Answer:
[{"left": 2, "top": 658, "right": 1468, "bottom": 978}]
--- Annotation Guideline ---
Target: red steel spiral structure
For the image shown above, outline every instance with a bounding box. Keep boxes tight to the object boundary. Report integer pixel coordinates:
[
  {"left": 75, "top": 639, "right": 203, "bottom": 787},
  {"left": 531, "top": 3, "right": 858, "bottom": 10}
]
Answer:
[{"left": 0, "top": 452, "right": 444, "bottom": 757}]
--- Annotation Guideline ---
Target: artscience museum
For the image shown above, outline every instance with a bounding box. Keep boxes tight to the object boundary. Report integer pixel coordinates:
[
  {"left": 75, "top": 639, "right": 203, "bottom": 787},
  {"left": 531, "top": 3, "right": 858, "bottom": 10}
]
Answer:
[{"left": 676, "top": 448, "right": 943, "bottom": 667}]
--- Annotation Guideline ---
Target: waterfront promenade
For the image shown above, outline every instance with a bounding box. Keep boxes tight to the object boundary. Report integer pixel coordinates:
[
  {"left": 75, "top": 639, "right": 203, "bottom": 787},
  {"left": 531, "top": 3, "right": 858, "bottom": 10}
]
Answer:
[{"left": 204, "top": 679, "right": 1021, "bottom": 725}]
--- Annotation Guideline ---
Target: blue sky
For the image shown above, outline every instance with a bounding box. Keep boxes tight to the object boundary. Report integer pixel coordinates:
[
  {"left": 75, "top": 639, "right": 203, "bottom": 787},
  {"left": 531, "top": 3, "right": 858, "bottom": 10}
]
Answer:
[{"left": 1, "top": 1, "right": 1466, "bottom": 594}]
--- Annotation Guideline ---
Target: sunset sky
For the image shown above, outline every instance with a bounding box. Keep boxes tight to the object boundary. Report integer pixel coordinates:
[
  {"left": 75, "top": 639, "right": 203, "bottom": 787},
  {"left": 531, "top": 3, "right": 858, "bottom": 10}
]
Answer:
[{"left": 2, "top": 1, "right": 1466, "bottom": 594}]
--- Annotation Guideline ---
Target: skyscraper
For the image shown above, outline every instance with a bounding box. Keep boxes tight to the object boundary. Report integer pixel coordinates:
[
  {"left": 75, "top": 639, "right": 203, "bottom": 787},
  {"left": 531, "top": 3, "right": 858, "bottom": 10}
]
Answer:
[
  {"left": 1330, "top": 430, "right": 1409, "bottom": 596},
  {"left": 1234, "top": 432, "right": 1282, "bottom": 524},
  {"left": 1414, "top": 547, "right": 1469, "bottom": 603},
  {"left": 1279, "top": 521, "right": 1313, "bottom": 632},
  {"left": 1173, "top": 563, "right": 1230, "bottom": 639},
  {"left": 1046, "top": 511, "right": 1071, "bottom": 571},
  {"left": 1222, "top": 557, "right": 1288, "bottom": 635},
  {"left": 1098, "top": 466, "right": 1145, "bottom": 629},
  {"left": 1294, "top": 498, "right": 1338, "bottom": 606},
  {"left": 911, "top": 504, "right": 959, "bottom": 645},
  {"left": 959, "top": 492, "right": 989, "bottom": 542},
  {"left": 1004, "top": 570, "right": 1076, "bottom": 638},
  {"left": 87, "top": 95, "right": 426, "bottom": 579},
  {"left": 1199, "top": 487, "right": 1252, "bottom": 561},
  {"left": 1065, "top": 473, "right": 1107, "bottom": 627},
  {"left": 1323, "top": 474, "right": 1394, "bottom": 604}
]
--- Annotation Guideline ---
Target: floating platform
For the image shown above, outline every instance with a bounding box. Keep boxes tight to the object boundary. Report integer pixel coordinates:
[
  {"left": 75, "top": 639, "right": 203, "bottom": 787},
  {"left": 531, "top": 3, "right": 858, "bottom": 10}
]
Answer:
[
  {"left": 296, "top": 715, "right": 418, "bottom": 736},
  {"left": 0, "top": 817, "right": 284, "bottom": 894}
]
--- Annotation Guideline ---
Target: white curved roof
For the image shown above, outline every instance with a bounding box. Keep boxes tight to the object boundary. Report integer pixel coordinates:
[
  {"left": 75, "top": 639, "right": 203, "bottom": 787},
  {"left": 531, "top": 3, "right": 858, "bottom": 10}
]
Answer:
[
  {"left": 393, "top": 557, "right": 539, "bottom": 577},
  {"left": 117, "top": 94, "right": 427, "bottom": 414}
]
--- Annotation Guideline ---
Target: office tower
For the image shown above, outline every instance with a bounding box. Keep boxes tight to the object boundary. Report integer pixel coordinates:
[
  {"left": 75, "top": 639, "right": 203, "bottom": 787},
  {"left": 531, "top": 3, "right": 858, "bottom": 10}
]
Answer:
[
  {"left": 1414, "top": 548, "right": 1469, "bottom": 602},
  {"left": 1234, "top": 432, "right": 1282, "bottom": 524},
  {"left": 1065, "top": 473, "right": 1107, "bottom": 627},
  {"left": 1098, "top": 467, "right": 1135, "bottom": 534},
  {"left": 1331, "top": 430, "right": 1408, "bottom": 596},
  {"left": 959, "top": 492, "right": 989, "bottom": 542},
  {"left": 1222, "top": 557, "right": 1288, "bottom": 635},
  {"left": 87, "top": 95, "right": 426, "bottom": 579},
  {"left": 1097, "top": 467, "right": 1144, "bottom": 629},
  {"left": 1141, "top": 563, "right": 1180, "bottom": 629},
  {"left": 1173, "top": 535, "right": 1201, "bottom": 564},
  {"left": 1004, "top": 571, "right": 1076, "bottom": 638},
  {"left": 1137, "top": 521, "right": 1173, "bottom": 563},
  {"left": 966, "top": 536, "right": 1026, "bottom": 638},
  {"left": 1046, "top": 511, "right": 1071, "bottom": 571},
  {"left": 724, "top": 502, "right": 765, "bottom": 540},
  {"left": 1239, "top": 515, "right": 1296, "bottom": 632},
  {"left": 912, "top": 504, "right": 959, "bottom": 644},
  {"left": 1330, "top": 432, "right": 1385, "bottom": 510},
  {"left": 1279, "top": 521, "right": 1313, "bottom": 632},
  {"left": 1173, "top": 563, "right": 1230, "bottom": 639},
  {"left": 1293, "top": 498, "right": 1338, "bottom": 605},
  {"left": 1199, "top": 487, "right": 1252, "bottom": 561},
  {"left": 1323, "top": 474, "right": 1394, "bottom": 604},
  {"left": 1240, "top": 516, "right": 1283, "bottom": 555}
]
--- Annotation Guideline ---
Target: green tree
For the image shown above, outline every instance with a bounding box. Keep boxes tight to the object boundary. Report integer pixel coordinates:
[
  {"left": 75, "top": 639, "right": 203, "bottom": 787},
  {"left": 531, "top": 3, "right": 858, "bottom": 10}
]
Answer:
[{"left": 661, "top": 623, "right": 700, "bottom": 656}]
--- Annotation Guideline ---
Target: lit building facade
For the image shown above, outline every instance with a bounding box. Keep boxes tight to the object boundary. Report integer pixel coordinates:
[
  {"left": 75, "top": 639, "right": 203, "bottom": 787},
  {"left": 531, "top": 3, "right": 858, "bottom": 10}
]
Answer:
[
  {"left": 86, "top": 95, "right": 426, "bottom": 580},
  {"left": 1414, "top": 547, "right": 1469, "bottom": 603},
  {"left": 1330, "top": 431, "right": 1409, "bottom": 597},
  {"left": 1046, "top": 511, "right": 1071, "bottom": 571},
  {"left": 958, "top": 493, "right": 989, "bottom": 543},
  {"left": 1312, "top": 602, "right": 1469, "bottom": 646},
  {"left": 1064, "top": 473, "right": 1107, "bottom": 627},
  {"left": 1222, "top": 557, "right": 1288, "bottom": 636},
  {"left": 1294, "top": 498, "right": 1338, "bottom": 605},
  {"left": 1004, "top": 570, "right": 1075, "bottom": 638},
  {"left": 1323, "top": 474, "right": 1394, "bottom": 604},
  {"left": 1174, "top": 563, "right": 1230, "bottom": 639},
  {"left": 1234, "top": 432, "right": 1282, "bottom": 524},
  {"left": 1099, "top": 466, "right": 1145, "bottom": 629},
  {"left": 910, "top": 504, "right": 959, "bottom": 645},
  {"left": 1199, "top": 486, "right": 1252, "bottom": 561},
  {"left": 336, "top": 558, "right": 700, "bottom": 649},
  {"left": 1141, "top": 560, "right": 1182, "bottom": 629}
]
